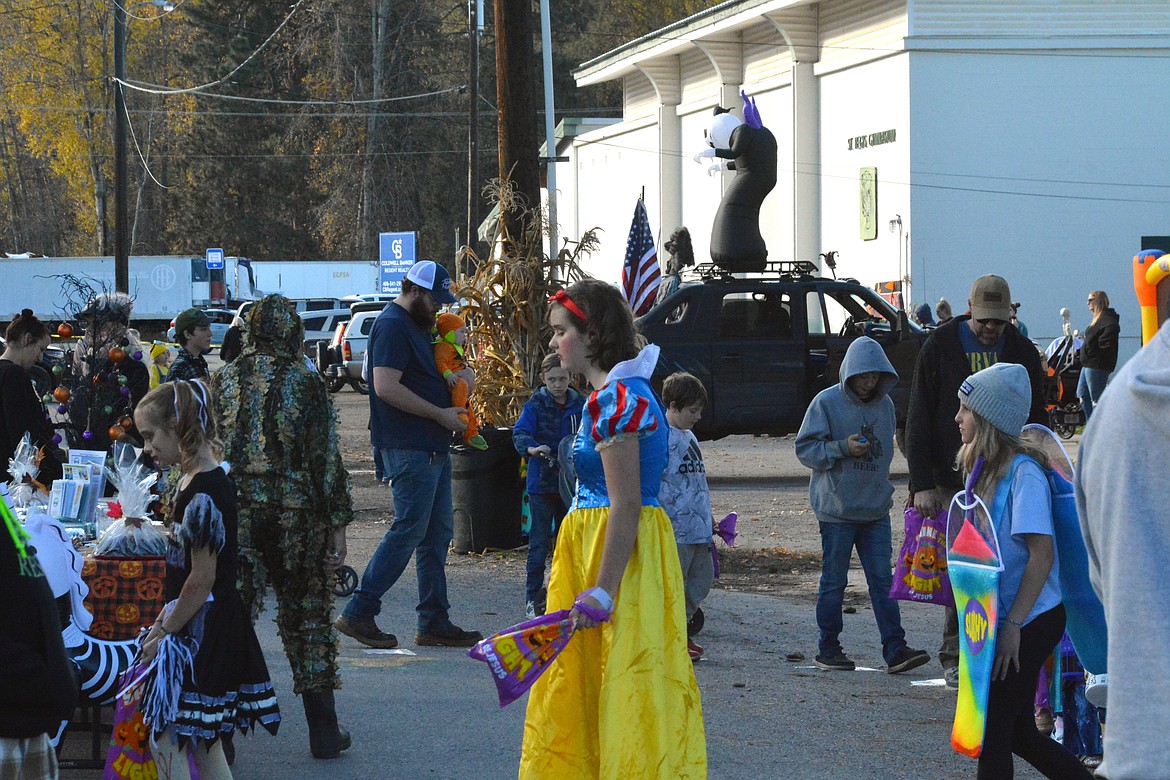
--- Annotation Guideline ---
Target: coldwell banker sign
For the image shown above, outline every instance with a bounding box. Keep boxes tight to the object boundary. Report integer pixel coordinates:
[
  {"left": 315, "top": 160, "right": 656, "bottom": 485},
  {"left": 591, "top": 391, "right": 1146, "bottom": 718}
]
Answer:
[{"left": 379, "top": 232, "right": 417, "bottom": 295}]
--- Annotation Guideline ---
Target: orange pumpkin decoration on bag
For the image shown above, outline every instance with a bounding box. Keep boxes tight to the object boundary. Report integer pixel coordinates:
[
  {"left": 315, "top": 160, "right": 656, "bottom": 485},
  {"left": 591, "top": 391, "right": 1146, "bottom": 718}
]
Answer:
[
  {"left": 135, "top": 578, "right": 163, "bottom": 601},
  {"left": 81, "top": 559, "right": 97, "bottom": 577},
  {"left": 90, "top": 621, "right": 115, "bottom": 640},
  {"left": 89, "top": 576, "right": 117, "bottom": 599},
  {"left": 115, "top": 603, "right": 140, "bottom": 625},
  {"left": 118, "top": 560, "right": 144, "bottom": 578}
]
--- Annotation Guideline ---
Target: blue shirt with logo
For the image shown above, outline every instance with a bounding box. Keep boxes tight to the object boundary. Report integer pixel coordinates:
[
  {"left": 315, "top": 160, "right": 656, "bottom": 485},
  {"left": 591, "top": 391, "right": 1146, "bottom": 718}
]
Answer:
[
  {"left": 368, "top": 302, "right": 450, "bottom": 452},
  {"left": 958, "top": 322, "right": 1005, "bottom": 373}
]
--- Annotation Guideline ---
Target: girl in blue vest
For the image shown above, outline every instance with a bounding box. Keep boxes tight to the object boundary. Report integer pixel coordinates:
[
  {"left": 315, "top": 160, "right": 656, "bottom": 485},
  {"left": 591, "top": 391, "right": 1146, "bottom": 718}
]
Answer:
[{"left": 954, "top": 363, "right": 1091, "bottom": 779}]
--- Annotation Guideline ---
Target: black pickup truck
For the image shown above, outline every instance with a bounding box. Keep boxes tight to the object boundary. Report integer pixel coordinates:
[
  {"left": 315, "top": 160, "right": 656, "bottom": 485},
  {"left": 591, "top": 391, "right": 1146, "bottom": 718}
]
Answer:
[{"left": 637, "top": 262, "right": 926, "bottom": 441}]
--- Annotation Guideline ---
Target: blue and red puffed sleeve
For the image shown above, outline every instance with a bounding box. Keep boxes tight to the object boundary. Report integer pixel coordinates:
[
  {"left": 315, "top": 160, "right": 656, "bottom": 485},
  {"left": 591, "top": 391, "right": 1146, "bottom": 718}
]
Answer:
[{"left": 585, "top": 381, "right": 660, "bottom": 449}]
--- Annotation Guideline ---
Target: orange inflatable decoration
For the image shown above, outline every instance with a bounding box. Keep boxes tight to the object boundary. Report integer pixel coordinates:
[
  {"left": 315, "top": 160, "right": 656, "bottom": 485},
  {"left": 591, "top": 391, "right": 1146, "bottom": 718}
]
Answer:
[{"left": 1133, "top": 249, "right": 1170, "bottom": 346}]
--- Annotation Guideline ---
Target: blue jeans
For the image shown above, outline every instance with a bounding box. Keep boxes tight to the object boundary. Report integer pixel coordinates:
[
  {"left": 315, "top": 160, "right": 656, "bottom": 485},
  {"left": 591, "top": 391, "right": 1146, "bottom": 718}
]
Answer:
[
  {"left": 525, "top": 493, "right": 565, "bottom": 604},
  {"left": 1077, "top": 367, "right": 1111, "bottom": 420},
  {"left": 343, "top": 449, "right": 454, "bottom": 632},
  {"left": 817, "top": 518, "right": 906, "bottom": 664}
]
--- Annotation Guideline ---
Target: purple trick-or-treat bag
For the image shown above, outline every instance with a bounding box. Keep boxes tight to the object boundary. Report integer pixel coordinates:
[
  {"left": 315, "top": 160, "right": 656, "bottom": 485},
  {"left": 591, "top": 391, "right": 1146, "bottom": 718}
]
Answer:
[
  {"left": 467, "top": 610, "right": 575, "bottom": 707},
  {"left": 890, "top": 507, "right": 954, "bottom": 607}
]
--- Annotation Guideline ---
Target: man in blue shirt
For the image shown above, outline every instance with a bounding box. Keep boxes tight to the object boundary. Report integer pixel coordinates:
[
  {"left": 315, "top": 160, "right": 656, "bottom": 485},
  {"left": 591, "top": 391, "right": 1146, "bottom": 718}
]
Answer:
[{"left": 335, "top": 261, "right": 483, "bottom": 648}]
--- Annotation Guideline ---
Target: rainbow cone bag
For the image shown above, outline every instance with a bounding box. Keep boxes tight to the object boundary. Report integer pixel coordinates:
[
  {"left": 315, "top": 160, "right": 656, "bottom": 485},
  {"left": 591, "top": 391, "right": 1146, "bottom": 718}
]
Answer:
[{"left": 946, "top": 458, "right": 1003, "bottom": 758}]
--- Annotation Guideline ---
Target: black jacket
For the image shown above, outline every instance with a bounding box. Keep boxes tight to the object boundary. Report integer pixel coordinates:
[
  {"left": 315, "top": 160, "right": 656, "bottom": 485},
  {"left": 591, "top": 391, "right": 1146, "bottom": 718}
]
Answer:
[
  {"left": 0, "top": 530, "right": 78, "bottom": 737},
  {"left": 0, "top": 360, "right": 63, "bottom": 484},
  {"left": 1081, "top": 308, "right": 1120, "bottom": 371},
  {"left": 905, "top": 315, "right": 1047, "bottom": 494}
]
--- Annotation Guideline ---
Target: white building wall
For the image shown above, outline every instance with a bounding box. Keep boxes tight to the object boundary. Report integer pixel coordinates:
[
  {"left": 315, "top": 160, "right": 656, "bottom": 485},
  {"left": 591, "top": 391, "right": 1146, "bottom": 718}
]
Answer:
[
  {"left": 818, "top": 53, "right": 910, "bottom": 287},
  {"left": 573, "top": 121, "right": 661, "bottom": 282},
  {"left": 908, "top": 49, "right": 1170, "bottom": 359}
]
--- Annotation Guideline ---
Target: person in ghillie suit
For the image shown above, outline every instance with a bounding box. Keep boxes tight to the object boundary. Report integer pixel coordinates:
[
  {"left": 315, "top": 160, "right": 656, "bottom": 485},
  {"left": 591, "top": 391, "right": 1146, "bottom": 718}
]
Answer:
[
  {"left": 210, "top": 294, "right": 354, "bottom": 760},
  {"left": 434, "top": 312, "right": 487, "bottom": 450}
]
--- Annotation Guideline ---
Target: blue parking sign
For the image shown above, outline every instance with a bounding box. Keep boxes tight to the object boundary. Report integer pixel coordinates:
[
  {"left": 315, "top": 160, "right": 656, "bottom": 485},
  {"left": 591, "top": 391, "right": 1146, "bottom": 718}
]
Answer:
[
  {"left": 379, "top": 232, "right": 416, "bottom": 295},
  {"left": 206, "top": 247, "right": 225, "bottom": 270}
]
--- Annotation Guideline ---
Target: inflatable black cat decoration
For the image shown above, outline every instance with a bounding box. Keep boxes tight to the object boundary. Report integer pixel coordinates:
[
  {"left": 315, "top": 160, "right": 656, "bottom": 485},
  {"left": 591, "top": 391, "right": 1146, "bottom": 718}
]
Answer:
[{"left": 693, "top": 92, "right": 777, "bottom": 273}]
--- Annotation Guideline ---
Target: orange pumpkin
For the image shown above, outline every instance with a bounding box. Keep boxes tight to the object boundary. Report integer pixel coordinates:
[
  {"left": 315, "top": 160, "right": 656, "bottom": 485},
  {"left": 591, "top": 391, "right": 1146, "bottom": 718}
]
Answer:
[
  {"left": 108, "top": 425, "right": 124, "bottom": 442},
  {"left": 89, "top": 575, "right": 117, "bottom": 599},
  {"left": 57, "top": 322, "right": 73, "bottom": 339},
  {"left": 109, "top": 346, "right": 126, "bottom": 363},
  {"left": 52, "top": 385, "right": 70, "bottom": 403},
  {"left": 135, "top": 578, "right": 163, "bottom": 601},
  {"left": 118, "top": 560, "right": 144, "bottom": 578},
  {"left": 115, "top": 602, "right": 140, "bottom": 625},
  {"left": 81, "top": 559, "right": 97, "bottom": 576},
  {"left": 90, "top": 621, "right": 115, "bottom": 640}
]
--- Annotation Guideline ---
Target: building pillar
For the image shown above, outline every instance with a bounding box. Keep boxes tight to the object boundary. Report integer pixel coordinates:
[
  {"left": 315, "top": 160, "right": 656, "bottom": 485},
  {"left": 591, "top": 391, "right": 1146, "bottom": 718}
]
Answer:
[
  {"left": 635, "top": 60, "right": 683, "bottom": 240},
  {"left": 792, "top": 60, "right": 820, "bottom": 266},
  {"left": 658, "top": 104, "right": 682, "bottom": 234}
]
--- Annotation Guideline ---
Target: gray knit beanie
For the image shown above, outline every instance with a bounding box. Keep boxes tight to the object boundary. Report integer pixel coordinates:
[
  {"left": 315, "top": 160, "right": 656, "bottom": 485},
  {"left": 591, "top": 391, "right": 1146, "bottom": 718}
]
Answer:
[{"left": 958, "top": 363, "right": 1031, "bottom": 436}]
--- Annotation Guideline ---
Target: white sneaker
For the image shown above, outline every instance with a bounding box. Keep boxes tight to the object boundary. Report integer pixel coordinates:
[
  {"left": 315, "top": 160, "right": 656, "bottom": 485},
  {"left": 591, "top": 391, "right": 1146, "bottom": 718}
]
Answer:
[
  {"left": 525, "top": 601, "right": 536, "bottom": 620},
  {"left": 1085, "top": 672, "right": 1108, "bottom": 707}
]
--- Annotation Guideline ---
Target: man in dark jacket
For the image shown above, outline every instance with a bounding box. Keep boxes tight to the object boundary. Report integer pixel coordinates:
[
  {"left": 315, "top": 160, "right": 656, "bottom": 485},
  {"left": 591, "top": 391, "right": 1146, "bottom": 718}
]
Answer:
[
  {"left": 0, "top": 509, "right": 78, "bottom": 777},
  {"left": 905, "top": 274, "right": 1047, "bottom": 687}
]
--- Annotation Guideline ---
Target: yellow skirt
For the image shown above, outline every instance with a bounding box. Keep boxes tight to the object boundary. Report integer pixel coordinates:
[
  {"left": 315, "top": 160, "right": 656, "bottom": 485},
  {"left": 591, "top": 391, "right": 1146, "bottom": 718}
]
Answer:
[{"left": 518, "top": 505, "right": 707, "bottom": 779}]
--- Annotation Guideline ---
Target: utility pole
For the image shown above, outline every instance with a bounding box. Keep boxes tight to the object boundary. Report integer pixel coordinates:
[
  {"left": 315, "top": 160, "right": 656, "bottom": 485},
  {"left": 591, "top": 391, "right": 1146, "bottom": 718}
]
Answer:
[
  {"left": 494, "top": 0, "right": 540, "bottom": 252},
  {"left": 113, "top": 1, "right": 129, "bottom": 293},
  {"left": 538, "top": 0, "right": 557, "bottom": 260},
  {"left": 363, "top": 0, "right": 389, "bottom": 260},
  {"left": 466, "top": 0, "right": 481, "bottom": 269}
]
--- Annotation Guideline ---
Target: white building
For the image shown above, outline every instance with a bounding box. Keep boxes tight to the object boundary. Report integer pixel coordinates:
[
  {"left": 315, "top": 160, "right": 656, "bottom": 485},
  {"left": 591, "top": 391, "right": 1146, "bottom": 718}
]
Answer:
[{"left": 554, "top": 0, "right": 1170, "bottom": 360}]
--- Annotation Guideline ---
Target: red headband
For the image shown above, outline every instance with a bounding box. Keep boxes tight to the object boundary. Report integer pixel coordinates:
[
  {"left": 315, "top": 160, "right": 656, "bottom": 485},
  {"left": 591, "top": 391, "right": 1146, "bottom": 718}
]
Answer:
[{"left": 549, "top": 289, "right": 589, "bottom": 323}]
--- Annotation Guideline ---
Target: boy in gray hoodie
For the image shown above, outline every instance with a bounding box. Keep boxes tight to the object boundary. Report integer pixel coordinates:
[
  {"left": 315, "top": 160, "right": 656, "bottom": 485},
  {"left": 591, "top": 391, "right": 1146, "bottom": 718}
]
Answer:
[{"left": 796, "top": 337, "right": 930, "bottom": 674}]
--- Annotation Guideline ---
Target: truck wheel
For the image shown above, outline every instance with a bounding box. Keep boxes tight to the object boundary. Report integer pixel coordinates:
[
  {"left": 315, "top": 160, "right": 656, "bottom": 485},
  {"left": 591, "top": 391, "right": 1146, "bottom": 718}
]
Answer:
[
  {"left": 352, "top": 378, "right": 370, "bottom": 395},
  {"left": 326, "top": 377, "right": 346, "bottom": 393}
]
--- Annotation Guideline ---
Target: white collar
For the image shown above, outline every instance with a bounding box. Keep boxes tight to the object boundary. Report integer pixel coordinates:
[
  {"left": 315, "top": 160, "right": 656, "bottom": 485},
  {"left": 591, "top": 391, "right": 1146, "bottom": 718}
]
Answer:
[{"left": 604, "top": 344, "right": 659, "bottom": 385}]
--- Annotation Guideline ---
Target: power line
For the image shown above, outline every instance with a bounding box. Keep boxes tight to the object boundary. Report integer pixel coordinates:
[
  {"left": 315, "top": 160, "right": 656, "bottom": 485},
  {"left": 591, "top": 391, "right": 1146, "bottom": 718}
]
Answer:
[{"left": 111, "top": 0, "right": 307, "bottom": 96}]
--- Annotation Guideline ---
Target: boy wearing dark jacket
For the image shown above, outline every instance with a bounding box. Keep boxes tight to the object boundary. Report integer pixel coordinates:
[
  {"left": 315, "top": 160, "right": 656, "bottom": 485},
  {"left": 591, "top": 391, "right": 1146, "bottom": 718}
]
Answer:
[
  {"left": 512, "top": 355, "right": 584, "bottom": 618},
  {"left": 796, "top": 337, "right": 930, "bottom": 674}
]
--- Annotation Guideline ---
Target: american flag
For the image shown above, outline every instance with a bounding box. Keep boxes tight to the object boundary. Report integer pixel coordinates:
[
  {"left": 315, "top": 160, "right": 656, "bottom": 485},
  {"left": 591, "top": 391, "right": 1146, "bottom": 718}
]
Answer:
[{"left": 621, "top": 199, "right": 660, "bottom": 316}]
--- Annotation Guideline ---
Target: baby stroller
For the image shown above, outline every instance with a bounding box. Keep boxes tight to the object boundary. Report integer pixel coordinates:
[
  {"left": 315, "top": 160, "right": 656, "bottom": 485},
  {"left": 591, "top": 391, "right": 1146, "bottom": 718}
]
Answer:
[{"left": 1043, "top": 311, "right": 1086, "bottom": 439}]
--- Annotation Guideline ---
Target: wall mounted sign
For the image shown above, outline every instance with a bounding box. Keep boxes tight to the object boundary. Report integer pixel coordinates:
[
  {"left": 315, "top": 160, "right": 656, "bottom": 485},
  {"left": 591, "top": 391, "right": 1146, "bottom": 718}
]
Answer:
[
  {"left": 860, "top": 167, "right": 877, "bottom": 240},
  {"left": 848, "top": 129, "right": 897, "bottom": 151}
]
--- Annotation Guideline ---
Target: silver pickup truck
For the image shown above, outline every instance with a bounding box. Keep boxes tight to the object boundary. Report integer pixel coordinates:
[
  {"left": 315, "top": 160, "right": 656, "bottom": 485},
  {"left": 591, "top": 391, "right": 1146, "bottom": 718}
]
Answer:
[{"left": 316, "top": 302, "right": 386, "bottom": 394}]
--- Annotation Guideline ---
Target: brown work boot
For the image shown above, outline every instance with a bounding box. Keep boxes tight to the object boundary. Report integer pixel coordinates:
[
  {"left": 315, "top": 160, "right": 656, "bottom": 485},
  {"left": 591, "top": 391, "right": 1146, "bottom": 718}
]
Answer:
[{"left": 334, "top": 614, "right": 397, "bottom": 649}]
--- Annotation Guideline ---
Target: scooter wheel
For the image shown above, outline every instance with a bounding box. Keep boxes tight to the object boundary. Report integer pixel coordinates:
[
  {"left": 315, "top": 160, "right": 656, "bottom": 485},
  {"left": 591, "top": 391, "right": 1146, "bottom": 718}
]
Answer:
[{"left": 332, "top": 565, "right": 359, "bottom": 597}]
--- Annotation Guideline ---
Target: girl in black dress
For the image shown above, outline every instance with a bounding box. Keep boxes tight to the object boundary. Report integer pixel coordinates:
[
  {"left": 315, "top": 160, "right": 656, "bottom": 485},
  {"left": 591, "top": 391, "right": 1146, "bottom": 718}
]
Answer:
[{"left": 134, "top": 379, "right": 279, "bottom": 779}]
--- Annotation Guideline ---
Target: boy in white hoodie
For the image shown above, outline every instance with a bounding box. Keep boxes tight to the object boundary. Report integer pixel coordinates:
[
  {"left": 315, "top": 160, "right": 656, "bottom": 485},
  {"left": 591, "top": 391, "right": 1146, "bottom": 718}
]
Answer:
[{"left": 796, "top": 337, "right": 930, "bottom": 674}]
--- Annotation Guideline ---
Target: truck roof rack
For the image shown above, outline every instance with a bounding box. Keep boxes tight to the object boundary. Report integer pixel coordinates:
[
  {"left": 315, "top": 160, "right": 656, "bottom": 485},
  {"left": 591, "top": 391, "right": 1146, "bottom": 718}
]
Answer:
[{"left": 685, "top": 259, "right": 821, "bottom": 283}]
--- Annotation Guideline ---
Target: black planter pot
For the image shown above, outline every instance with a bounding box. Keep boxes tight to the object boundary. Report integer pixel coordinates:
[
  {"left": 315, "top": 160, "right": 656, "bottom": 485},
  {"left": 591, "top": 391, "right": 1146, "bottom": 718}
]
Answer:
[{"left": 451, "top": 427, "right": 524, "bottom": 554}]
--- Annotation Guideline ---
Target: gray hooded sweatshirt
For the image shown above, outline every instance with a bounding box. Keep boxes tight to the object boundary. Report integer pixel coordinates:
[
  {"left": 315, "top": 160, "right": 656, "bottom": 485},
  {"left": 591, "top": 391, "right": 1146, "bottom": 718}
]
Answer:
[
  {"left": 795, "top": 337, "right": 898, "bottom": 523},
  {"left": 1075, "top": 319, "right": 1170, "bottom": 780}
]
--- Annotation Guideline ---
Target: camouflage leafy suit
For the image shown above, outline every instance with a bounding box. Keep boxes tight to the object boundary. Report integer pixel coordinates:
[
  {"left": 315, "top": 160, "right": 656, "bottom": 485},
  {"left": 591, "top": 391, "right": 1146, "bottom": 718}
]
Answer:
[{"left": 211, "top": 295, "right": 353, "bottom": 694}]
